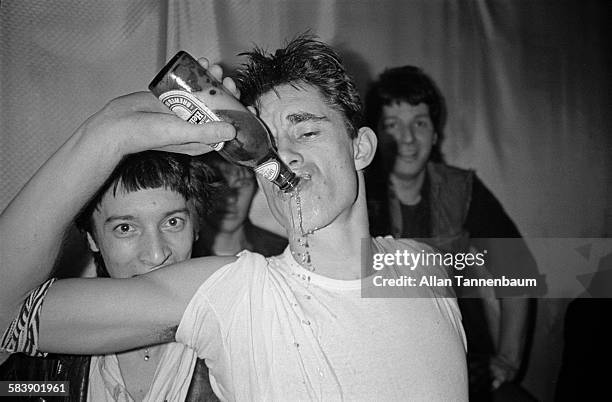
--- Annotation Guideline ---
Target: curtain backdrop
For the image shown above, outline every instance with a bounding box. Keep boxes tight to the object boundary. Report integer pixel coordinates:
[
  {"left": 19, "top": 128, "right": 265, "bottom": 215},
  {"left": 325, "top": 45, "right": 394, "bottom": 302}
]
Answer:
[{"left": 1, "top": 1, "right": 610, "bottom": 400}]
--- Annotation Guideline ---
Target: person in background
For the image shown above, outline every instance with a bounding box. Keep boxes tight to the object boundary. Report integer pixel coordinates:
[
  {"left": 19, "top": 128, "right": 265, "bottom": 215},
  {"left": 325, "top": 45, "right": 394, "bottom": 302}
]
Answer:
[
  {"left": 365, "top": 65, "right": 541, "bottom": 401},
  {"left": 0, "top": 151, "right": 221, "bottom": 401},
  {"left": 192, "top": 152, "right": 287, "bottom": 258}
]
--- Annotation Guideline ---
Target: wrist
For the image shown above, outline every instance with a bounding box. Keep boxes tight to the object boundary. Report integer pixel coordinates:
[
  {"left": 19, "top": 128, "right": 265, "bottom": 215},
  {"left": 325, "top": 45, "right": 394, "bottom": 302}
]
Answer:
[
  {"left": 495, "top": 350, "right": 521, "bottom": 370},
  {"left": 491, "top": 353, "right": 519, "bottom": 378}
]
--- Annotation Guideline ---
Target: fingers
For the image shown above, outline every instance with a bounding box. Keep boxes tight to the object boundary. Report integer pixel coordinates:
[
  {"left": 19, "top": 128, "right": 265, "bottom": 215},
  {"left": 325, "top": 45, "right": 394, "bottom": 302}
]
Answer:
[
  {"left": 147, "top": 116, "right": 235, "bottom": 145},
  {"left": 223, "top": 77, "right": 241, "bottom": 99},
  {"left": 111, "top": 91, "right": 173, "bottom": 114},
  {"left": 196, "top": 57, "right": 210, "bottom": 71},
  {"left": 209, "top": 65, "right": 225, "bottom": 85},
  {"left": 131, "top": 116, "right": 235, "bottom": 156},
  {"left": 150, "top": 120, "right": 234, "bottom": 155},
  {"left": 196, "top": 57, "right": 240, "bottom": 99},
  {"left": 181, "top": 120, "right": 236, "bottom": 144},
  {"left": 489, "top": 355, "right": 518, "bottom": 390},
  {"left": 125, "top": 90, "right": 236, "bottom": 146},
  {"left": 196, "top": 57, "right": 224, "bottom": 83},
  {"left": 91, "top": 92, "right": 235, "bottom": 156},
  {"left": 152, "top": 143, "right": 217, "bottom": 156}
]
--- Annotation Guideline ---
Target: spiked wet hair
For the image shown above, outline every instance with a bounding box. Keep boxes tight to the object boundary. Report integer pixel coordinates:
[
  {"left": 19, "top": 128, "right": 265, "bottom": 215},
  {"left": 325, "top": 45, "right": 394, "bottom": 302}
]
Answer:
[{"left": 235, "top": 33, "right": 363, "bottom": 138}]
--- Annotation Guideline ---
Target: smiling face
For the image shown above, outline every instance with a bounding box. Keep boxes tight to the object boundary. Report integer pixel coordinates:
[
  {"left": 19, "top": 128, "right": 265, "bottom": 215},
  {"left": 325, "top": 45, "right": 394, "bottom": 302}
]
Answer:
[
  {"left": 255, "top": 83, "right": 363, "bottom": 234},
  {"left": 380, "top": 101, "right": 437, "bottom": 180},
  {"left": 87, "top": 187, "right": 196, "bottom": 278}
]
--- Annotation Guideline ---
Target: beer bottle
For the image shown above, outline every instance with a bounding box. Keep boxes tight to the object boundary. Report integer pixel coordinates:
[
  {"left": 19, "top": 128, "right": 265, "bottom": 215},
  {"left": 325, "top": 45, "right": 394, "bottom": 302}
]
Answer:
[{"left": 149, "top": 51, "right": 299, "bottom": 192}]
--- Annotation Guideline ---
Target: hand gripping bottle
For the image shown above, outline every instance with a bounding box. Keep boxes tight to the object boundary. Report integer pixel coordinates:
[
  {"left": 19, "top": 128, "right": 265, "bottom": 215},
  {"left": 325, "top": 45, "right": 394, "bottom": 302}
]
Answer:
[{"left": 149, "top": 51, "right": 299, "bottom": 192}]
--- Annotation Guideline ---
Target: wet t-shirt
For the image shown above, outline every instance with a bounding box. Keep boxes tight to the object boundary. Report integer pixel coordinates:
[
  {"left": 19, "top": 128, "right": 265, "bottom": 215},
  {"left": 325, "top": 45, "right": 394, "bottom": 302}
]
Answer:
[{"left": 176, "top": 238, "right": 467, "bottom": 401}]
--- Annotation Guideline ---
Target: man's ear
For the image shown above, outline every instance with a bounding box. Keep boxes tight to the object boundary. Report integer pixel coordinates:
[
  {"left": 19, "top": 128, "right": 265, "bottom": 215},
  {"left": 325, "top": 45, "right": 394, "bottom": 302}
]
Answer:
[
  {"left": 353, "top": 126, "right": 378, "bottom": 170},
  {"left": 86, "top": 232, "right": 100, "bottom": 253},
  {"left": 194, "top": 226, "right": 200, "bottom": 242},
  {"left": 192, "top": 222, "right": 200, "bottom": 242},
  {"left": 188, "top": 201, "right": 200, "bottom": 242}
]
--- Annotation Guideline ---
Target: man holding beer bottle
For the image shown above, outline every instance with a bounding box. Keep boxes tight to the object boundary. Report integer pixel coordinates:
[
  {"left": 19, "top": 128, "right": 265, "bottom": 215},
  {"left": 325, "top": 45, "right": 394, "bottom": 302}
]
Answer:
[{"left": 1, "top": 35, "right": 468, "bottom": 401}]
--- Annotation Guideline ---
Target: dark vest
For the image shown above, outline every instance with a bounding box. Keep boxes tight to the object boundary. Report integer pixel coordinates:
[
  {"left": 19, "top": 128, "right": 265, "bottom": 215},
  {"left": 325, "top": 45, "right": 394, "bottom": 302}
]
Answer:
[{"left": 388, "top": 162, "right": 474, "bottom": 254}]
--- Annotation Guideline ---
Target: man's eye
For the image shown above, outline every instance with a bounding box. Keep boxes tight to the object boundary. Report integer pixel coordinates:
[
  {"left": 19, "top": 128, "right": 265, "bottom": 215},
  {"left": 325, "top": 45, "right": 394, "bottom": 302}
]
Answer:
[
  {"left": 298, "top": 131, "right": 318, "bottom": 139},
  {"left": 382, "top": 121, "right": 398, "bottom": 130},
  {"left": 415, "top": 119, "right": 431, "bottom": 128},
  {"left": 113, "top": 224, "right": 134, "bottom": 236},
  {"left": 164, "top": 217, "right": 186, "bottom": 231}
]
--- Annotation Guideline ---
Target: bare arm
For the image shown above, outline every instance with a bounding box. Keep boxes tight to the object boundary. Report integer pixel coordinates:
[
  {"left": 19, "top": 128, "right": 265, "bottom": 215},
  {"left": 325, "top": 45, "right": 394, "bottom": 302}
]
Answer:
[
  {"left": 490, "top": 298, "right": 529, "bottom": 388},
  {"left": 38, "top": 255, "right": 235, "bottom": 355},
  {"left": 0, "top": 92, "right": 235, "bottom": 331}
]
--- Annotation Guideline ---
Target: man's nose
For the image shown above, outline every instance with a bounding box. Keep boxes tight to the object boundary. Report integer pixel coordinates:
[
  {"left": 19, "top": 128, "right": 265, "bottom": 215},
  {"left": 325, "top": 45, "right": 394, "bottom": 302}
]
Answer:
[
  {"left": 275, "top": 135, "right": 303, "bottom": 168},
  {"left": 400, "top": 124, "right": 416, "bottom": 144},
  {"left": 139, "top": 231, "right": 171, "bottom": 267},
  {"left": 225, "top": 188, "right": 239, "bottom": 205}
]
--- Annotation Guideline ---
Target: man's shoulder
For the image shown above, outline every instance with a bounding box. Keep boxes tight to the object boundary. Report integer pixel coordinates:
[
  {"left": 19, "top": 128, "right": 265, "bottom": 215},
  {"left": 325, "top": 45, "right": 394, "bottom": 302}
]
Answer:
[
  {"left": 190, "top": 251, "right": 271, "bottom": 308},
  {"left": 427, "top": 162, "right": 475, "bottom": 212},
  {"left": 212, "top": 250, "right": 269, "bottom": 277},
  {"left": 427, "top": 162, "right": 474, "bottom": 181},
  {"left": 207, "top": 249, "right": 297, "bottom": 289}
]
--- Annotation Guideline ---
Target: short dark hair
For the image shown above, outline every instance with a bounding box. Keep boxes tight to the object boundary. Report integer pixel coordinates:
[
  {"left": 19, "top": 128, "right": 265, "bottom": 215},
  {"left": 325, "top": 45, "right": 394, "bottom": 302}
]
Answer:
[
  {"left": 365, "top": 65, "right": 446, "bottom": 162},
  {"left": 198, "top": 152, "right": 254, "bottom": 182},
  {"left": 235, "top": 33, "right": 363, "bottom": 138},
  {"left": 75, "top": 150, "right": 221, "bottom": 277}
]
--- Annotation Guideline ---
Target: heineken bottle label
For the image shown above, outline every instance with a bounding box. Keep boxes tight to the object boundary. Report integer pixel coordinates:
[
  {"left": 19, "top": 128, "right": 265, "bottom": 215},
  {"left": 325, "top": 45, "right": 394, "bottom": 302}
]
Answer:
[
  {"left": 255, "top": 159, "right": 281, "bottom": 182},
  {"left": 159, "top": 90, "right": 225, "bottom": 151}
]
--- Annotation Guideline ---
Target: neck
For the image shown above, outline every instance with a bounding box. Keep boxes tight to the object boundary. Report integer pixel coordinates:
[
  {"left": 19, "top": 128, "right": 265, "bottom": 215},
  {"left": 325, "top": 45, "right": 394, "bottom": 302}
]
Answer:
[
  {"left": 212, "top": 225, "right": 248, "bottom": 256},
  {"left": 288, "top": 173, "right": 370, "bottom": 280},
  {"left": 390, "top": 169, "right": 426, "bottom": 205},
  {"left": 115, "top": 344, "right": 164, "bottom": 401},
  {"left": 117, "top": 344, "right": 163, "bottom": 361}
]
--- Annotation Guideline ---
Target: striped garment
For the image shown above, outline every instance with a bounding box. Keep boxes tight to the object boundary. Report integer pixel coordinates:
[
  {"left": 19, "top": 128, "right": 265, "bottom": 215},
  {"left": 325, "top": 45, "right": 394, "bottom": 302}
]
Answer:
[{"left": 1, "top": 278, "right": 56, "bottom": 357}]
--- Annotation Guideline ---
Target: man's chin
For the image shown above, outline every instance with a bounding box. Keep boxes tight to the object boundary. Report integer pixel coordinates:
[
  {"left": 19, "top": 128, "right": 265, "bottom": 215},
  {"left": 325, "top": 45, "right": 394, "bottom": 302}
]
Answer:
[
  {"left": 218, "top": 220, "right": 244, "bottom": 233},
  {"left": 393, "top": 162, "right": 426, "bottom": 181}
]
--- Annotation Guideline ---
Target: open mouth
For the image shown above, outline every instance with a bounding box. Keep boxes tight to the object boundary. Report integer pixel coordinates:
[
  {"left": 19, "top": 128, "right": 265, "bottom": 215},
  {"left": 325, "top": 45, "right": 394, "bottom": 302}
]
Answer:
[
  {"left": 292, "top": 172, "right": 312, "bottom": 195},
  {"left": 274, "top": 172, "right": 312, "bottom": 198}
]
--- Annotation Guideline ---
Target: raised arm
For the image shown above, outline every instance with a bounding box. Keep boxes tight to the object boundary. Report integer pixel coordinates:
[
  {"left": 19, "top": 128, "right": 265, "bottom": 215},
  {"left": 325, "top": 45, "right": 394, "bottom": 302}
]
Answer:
[
  {"left": 0, "top": 92, "right": 235, "bottom": 331},
  {"left": 38, "top": 254, "right": 235, "bottom": 355}
]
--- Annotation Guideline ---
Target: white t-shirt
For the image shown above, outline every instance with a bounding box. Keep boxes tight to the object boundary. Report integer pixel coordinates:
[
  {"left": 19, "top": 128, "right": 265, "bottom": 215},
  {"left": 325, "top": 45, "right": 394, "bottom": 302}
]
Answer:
[{"left": 177, "top": 237, "right": 468, "bottom": 401}]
